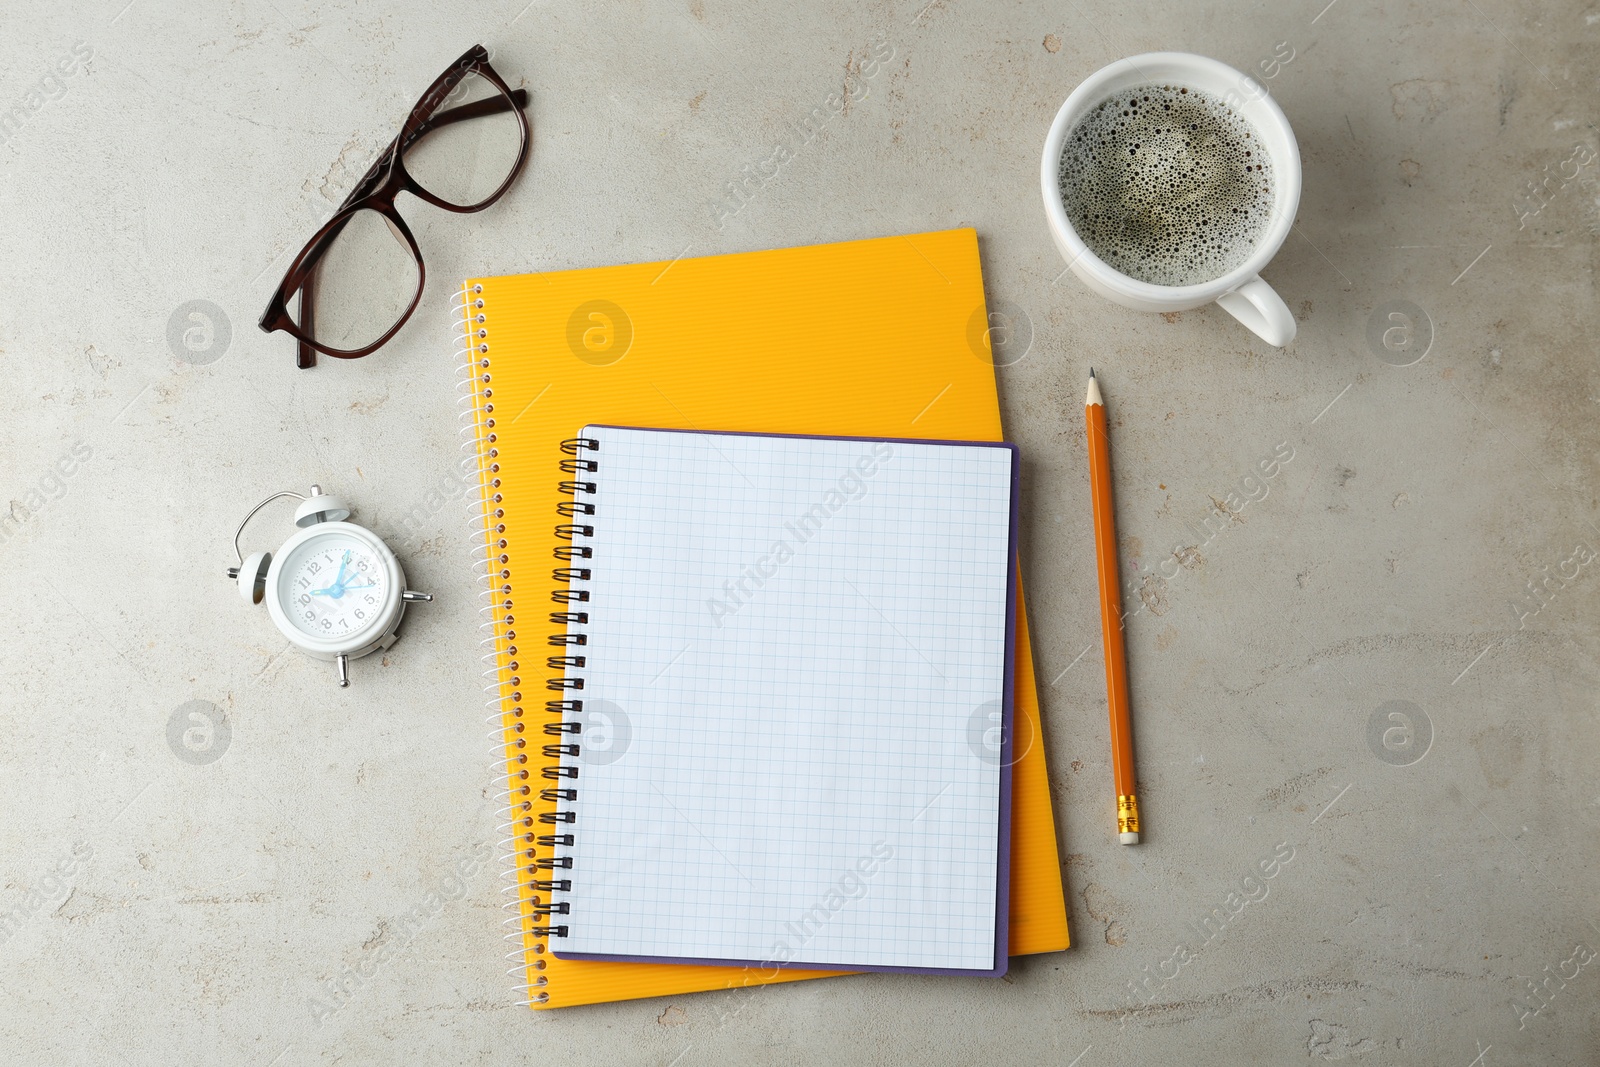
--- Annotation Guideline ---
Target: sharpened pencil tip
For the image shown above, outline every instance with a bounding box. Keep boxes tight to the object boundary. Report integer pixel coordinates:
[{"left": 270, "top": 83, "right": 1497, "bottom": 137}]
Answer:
[{"left": 1089, "top": 367, "right": 1095, "bottom": 378}]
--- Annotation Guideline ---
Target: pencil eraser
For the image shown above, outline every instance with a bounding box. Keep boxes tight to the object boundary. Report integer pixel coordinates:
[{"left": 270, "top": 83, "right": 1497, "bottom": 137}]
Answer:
[{"left": 1120, "top": 831, "right": 1140, "bottom": 845}]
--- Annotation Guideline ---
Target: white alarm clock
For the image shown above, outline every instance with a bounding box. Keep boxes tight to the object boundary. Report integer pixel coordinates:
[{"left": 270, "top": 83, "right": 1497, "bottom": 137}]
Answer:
[{"left": 227, "top": 485, "right": 430, "bottom": 687}]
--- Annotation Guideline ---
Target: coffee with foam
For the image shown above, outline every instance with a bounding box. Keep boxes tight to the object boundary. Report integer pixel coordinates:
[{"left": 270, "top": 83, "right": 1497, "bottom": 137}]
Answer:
[{"left": 1057, "top": 84, "right": 1273, "bottom": 287}]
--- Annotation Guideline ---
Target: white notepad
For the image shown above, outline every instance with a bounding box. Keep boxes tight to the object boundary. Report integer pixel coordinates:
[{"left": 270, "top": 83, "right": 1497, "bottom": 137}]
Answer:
[{"left": 549, "top": 426, "right": 1018, "bottom": 975}]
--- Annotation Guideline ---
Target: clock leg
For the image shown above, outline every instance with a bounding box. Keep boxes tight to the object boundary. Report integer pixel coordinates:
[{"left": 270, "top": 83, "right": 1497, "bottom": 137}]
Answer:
[{"left": 336, "top": 653, "right": 350, "bottom": 688}]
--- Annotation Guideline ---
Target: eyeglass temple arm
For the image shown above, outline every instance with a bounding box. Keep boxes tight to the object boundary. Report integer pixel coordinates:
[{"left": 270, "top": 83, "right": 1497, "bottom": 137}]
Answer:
[
  {"left": 293, "top": 87, "right": 530, "bottom": 369},
  {"left": 296, "top": 288, "right": 317, "bottom": 368},
  {"left": 402, "top": 87, "right": 530, "bottom": 151}
]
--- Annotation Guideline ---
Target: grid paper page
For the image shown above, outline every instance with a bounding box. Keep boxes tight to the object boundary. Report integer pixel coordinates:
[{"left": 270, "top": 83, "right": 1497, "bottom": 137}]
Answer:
[{"left": 554, "top": 427, "right": 1014, "bottom": 973}]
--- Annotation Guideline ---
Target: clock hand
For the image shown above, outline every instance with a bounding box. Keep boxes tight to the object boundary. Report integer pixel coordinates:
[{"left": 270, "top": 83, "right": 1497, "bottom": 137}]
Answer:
[{"left": 311, "top": 553, "right": 360, "bottom": 599}]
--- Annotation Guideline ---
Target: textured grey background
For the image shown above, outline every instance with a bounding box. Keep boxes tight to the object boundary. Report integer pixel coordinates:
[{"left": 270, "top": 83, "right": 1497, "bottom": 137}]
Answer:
[{"left": 1, "top": 1, "right": 1596, "bottom": 1064}]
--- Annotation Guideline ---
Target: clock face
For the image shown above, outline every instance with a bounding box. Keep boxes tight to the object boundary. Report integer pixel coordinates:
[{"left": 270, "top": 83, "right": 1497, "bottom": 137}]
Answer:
[{"left": 276, "top": 532, "right": 389, "bottom": 640}]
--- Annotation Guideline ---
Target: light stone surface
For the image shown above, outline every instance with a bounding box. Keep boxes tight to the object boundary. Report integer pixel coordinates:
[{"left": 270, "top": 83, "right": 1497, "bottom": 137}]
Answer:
[{"left": 1, "top": 2, "right": 1596, "bottom": 1064}]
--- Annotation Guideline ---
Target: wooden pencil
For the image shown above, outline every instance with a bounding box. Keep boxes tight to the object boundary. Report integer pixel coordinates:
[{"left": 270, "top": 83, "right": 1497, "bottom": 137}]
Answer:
[{"left": 1086, "top": 369, "right": 1140, "bottom": 844}]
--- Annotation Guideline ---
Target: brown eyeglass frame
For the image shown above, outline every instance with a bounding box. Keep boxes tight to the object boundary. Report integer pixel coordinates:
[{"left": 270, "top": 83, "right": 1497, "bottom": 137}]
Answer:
[{"left": 259, "top": 45, "right": 531, "bottom": 369}]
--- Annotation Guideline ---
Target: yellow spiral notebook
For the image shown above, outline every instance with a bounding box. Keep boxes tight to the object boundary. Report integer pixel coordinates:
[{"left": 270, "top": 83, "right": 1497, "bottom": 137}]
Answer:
[{"left": 456, "top": 228, "right": 1069, "bottom": 1009}]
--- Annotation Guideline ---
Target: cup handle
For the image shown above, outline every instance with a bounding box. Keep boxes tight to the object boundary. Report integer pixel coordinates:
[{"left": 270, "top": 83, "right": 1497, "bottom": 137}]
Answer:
[{"left": 1215, "top": 275, "right": 1296, "bottom": 347}]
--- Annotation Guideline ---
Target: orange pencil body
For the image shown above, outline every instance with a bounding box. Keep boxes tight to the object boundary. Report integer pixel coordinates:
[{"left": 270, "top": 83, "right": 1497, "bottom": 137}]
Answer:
[{"left": 1086, "top": 373, "right": 1139, "bottom": 844}]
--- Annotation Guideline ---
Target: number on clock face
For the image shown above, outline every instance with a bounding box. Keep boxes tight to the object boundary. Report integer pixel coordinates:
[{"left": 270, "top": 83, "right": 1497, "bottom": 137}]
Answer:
[{"left": 280, "top": 539, "right": 386, "bottom": 639}]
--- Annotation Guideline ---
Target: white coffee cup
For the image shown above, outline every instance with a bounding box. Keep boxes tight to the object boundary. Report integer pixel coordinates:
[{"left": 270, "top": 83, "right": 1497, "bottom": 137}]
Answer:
[{"left": 1041, "top": 52, "right": 1302, "bottom": 347}]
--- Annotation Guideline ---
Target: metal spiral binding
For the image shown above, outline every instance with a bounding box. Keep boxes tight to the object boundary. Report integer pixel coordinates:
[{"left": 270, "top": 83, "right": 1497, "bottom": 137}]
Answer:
[
  {"left": 541, "top": 438, "right": 598, "bottom": 935},
  {"left": 453, "top": 281, "right": 556, "bottom": 1005}
]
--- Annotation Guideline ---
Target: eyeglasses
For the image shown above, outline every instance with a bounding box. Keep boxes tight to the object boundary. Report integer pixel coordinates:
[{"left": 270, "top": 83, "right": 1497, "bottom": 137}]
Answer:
[{"left": 259, "top": 45, "right": 531, "bottom": 369}]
